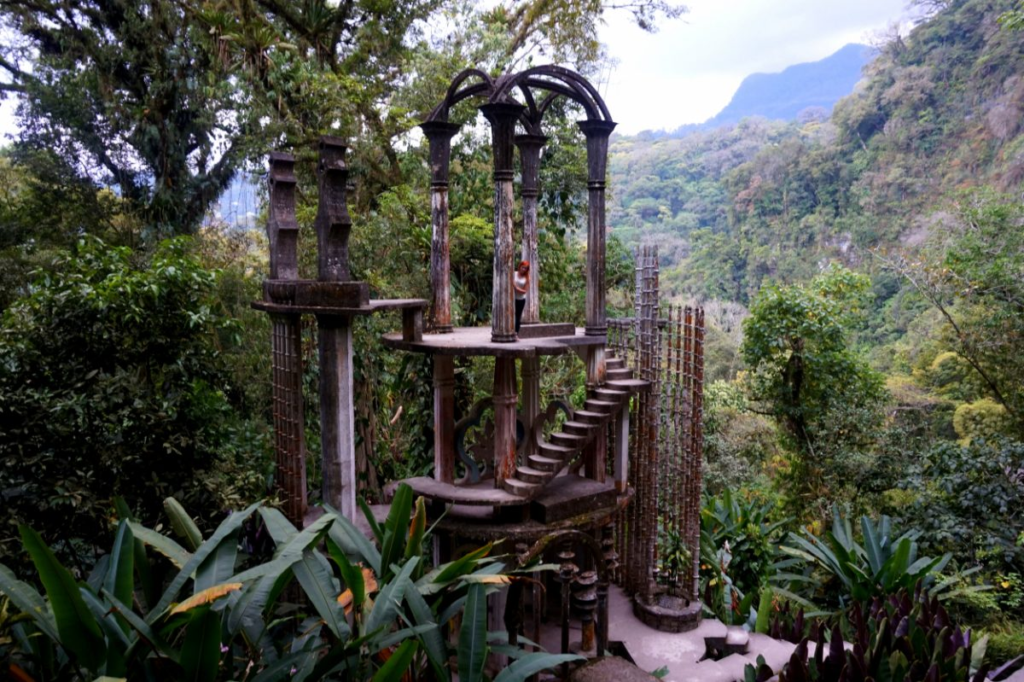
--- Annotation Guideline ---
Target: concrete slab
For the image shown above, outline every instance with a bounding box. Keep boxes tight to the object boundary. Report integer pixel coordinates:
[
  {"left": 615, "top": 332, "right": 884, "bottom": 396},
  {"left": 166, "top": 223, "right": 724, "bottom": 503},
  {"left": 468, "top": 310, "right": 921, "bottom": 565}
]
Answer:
[{"left": 569, "top": 657, "right": 658, "bottom": 681}]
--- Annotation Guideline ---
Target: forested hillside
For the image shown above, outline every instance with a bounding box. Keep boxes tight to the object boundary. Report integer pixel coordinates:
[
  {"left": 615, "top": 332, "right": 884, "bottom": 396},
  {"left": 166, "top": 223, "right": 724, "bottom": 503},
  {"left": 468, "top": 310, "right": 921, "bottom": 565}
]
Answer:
[
  {"left": 610, "top": 0, "right": 1024, "bottom": 304},
  {"left": 612, "top": 4, "right": 1024, "bottom": 660}
]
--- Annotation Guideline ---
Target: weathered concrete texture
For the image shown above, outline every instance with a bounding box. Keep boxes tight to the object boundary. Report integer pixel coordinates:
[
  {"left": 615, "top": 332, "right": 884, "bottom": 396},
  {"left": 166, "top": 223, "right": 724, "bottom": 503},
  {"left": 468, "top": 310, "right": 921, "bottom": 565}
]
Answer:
[
  {"left": 540, "top": 585, "right": 802, "bottom": 682},
  {"left": 569, "top": 657, "right": 658, "bottom": 682}
]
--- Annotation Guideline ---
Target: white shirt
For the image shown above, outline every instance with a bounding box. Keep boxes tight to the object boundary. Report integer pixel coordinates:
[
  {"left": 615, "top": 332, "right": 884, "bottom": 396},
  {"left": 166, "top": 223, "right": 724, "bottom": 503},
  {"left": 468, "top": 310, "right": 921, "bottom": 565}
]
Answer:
[{"left": 514, "top": 272, "right": 528, "bottom": 300}]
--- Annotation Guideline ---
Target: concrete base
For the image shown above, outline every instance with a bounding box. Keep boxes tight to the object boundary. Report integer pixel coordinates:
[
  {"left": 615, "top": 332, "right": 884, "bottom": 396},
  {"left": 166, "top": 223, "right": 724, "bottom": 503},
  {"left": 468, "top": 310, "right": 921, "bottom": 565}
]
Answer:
[
  {"left": 539, "top": 585, "right": 798, "bottom": 682},
  {"left": 633, "top": 593, "right": 702, "bottom": 633}
]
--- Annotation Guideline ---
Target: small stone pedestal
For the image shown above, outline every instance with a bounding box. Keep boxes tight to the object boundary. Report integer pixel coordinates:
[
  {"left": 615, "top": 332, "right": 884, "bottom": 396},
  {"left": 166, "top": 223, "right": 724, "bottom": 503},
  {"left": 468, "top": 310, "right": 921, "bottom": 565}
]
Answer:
[{"left": 632, "top": 592, "right": 702, "bottom": 633}]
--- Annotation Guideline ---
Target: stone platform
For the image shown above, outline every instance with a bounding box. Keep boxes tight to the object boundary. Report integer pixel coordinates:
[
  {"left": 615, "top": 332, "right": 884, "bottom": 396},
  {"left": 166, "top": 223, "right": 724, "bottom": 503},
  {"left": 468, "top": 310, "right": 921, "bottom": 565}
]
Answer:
[
  {"left": 382, "top": 325, "right": 604, "bottom": 358},
  {"left": 540, "top": 585, "right": 798, "bottom": 682}
]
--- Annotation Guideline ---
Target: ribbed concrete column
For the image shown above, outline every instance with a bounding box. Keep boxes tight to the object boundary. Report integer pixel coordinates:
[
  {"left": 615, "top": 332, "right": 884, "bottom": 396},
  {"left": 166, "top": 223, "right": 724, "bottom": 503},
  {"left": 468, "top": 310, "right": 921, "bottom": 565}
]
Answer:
[
  {"left": 520, "top": 356, "right": 540, "bottom": 457},
  {"left": 578, "top": 120, "right": 617, "bottom": 337},
  {"left": 314, "top": 137, "right": 358, "bottom": 521},
  {"left": 481, "top": 102, "right": 525, "bottom": 344},
  {"left": 433, "top": 355, "right": 456, "bottom": 484},
  {"left": 318, "top": 315, "right": 357, "bottom": 521},
  {"left": 493, "top": 357, "right": 519, "bottom": 487},
  {"left": 266, "top": 153, "right": 306, "bottom": 526},
  {"left": 421, "top": 121, "right": 460, "bottom": 333},
  {"left": 515, "top": 134, "right": 547, "bottom": 325}
]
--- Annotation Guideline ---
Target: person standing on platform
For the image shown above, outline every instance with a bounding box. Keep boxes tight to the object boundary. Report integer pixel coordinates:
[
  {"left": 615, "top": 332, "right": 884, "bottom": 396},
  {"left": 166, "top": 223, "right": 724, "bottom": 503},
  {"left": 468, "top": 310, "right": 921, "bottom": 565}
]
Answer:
[{"left": 513, "top": 260, "right": 530, "bottom": 335}]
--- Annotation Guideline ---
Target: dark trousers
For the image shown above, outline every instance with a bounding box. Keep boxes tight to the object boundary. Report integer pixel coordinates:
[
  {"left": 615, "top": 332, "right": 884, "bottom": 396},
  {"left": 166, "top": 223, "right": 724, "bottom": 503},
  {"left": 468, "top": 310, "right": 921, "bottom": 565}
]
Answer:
[{"left": 515, "top": 298, "right": 525, "bottom": 333}]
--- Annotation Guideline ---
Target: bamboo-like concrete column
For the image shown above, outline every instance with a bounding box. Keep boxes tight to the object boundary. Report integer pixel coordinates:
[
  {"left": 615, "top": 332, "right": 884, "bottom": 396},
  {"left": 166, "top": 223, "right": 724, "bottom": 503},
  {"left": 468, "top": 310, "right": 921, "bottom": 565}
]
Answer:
[
  {"left": 579, "top": 120, "right": 616, "bottom": 338},
  {"left": 493, "top": 357, "right": 519, "bottom": 487},
  {"left": 433, "top": 356, "right": 456, "bottom": 484},
  {"left": 314, "top": 137, "right": 359, "bottom": 521},
  {"left": 481, "top": 102, "right": 524, "bottom": 344},
  {"left": 515, "top": 133, "right": 546, "bottom": 455},
  {"left": 421, "top": 121, "right": 460, "bottom": 334},
  {"left": 266, "top": 153, "right": 307, "bottom": 526},
  {"left": 515, "top": 133, "right": 546, "bottom": 325}
]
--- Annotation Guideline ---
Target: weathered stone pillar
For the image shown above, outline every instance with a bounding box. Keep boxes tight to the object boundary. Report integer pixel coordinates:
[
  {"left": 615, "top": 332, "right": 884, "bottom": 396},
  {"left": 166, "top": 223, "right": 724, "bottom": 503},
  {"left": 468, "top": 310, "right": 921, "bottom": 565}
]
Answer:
[
  {"left": 314, "top": 137, "right": 358, "bottom": 521},
  {"left": 579, "top": 120, "right": 616, "bottom": 390},
  {"left": 578, "top": 120, "right": 616, "bottom": 337},
  {"left": 493, "top": 356, "right": 518, "bottom": 487},
  {"left": 266, "top": 153, "right": 307, "bottom": 526},
  {"left": 480, "top": 102, "right": 525, "bottom": 344},
  {"left": 515, "top": 133, "right": 546, "bottom": 455},
  {"left": 433, "top": 355, "right": 456, "bottom": 484},
  {"left": 515, "top": 133, "right": 547, "bottom": 325},
  {"left": 421, "top": 121, "right": 460, "bottom": 333}
]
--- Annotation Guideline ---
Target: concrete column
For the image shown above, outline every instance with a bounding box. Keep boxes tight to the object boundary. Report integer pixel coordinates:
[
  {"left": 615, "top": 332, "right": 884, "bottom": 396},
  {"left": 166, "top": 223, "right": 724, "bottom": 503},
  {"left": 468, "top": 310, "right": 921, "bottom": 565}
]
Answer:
[
  {"left": 433, "top": 355, "right": 456, "bottom": 483},
  {"left": 270, "top": 313, "right": 307, "bottom": 525},
  {"left": 421, "top": 121, "right": 460, "bottom": 333},
  {"left": 318, "top": 315, "right": 357, "bottom": 521},
  {"left": 578, "top": 120, "right": 617, "bottom": 337},
  {"left": 266, "top": 153, "right": 306, "bottom": 527},
  {"left": 613, "top": 407, "right": 630, "bottom": 493},
  {"left": 481, "top": 102, "right": 525, "bottom": 344},
  {"left": 519, "top": 357, "right": 540, "bottom": 457},
  {"left": 314, "top": 137, "right": 358, "bottom": 521},
  {"left": 515, "top": 134, "right": 547, "bottom": 325},
  {"left": 492, "top": 357, "right": 519, "bottom": 486}
]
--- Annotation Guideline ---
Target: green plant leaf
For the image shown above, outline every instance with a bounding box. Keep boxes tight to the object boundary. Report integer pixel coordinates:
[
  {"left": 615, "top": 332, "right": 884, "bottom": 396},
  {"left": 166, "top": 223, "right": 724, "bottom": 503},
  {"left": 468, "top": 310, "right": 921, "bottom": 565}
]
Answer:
[
  {"left": 458, "top": 583, "right": 488, "bottom": 682},
  {"left": 20, "top": 525, "right": 107, "bottom": 672},
  {"left": 105, "top": 521, "right": 136, "bottom": 612},
  {"left": 0, "top": 563, "right": 59, "bottom": 642},
  {"left": 493, "top": 652, "right": 585, "bottom": 682},
  {"left": 195, "top": 530, "right": 239, "bottom": 592},
  {"left": 325, "top": 504, "right": 382, "bottom": 574},
  {"left": 128, "top": 522, "right": 192, "bottom": 569},
  {"left": 403, "top": 581, "right": 449, "bottom": 680},
  {"left": 179, "top": 607, "right": 221, "bottom": 682},
  {"left": 147, "top": 502, "right": 259, "bottom": 624},
  {"left": 164, "top": 497, "right": 204, "bottom": 552},
  {"left": 371, "top": 639, "right": 418, "bottom": 682},
  {"left": 380, "top": 484, "right": 413, "bottom": 582}
]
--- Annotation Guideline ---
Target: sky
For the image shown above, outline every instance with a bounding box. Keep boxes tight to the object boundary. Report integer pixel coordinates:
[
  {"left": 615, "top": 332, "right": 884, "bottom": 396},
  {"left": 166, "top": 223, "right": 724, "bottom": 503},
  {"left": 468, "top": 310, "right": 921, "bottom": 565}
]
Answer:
[
  {"left": 0, "top": 0, "right": 913, "bottom": 141},
  {"left": 597, "top": 0, "right": 913, "bottom": 134}
]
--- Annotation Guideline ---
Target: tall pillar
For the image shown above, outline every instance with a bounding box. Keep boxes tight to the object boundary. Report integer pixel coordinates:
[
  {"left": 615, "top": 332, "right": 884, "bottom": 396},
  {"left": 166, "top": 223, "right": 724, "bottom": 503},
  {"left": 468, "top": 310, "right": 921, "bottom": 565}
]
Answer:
[
  {"left": 433, "top": 355, "right": 456, "bottom": 484},
  {"left": 579, "top": 120, "right": 616, "bottom": 389},
  {"left": 266, "top": 153, "right": 307, "bottom": 526},
  {"left": 578, "top": 120, "right": 617, "bottom": 337},
  {"left": 480, "top": 102, "right": 525, "bottom": 344},
  {"left": 314, "top": 137, "right": 358, "bottom": 521},
  {"left": 515, "top": 133, "right": 546, "bottom": 455},
  {"left": 515, "top": 134, "right": 547, "bottom": 325},
  {"left": 493, "top": 357, "right": 518, "bottom": 487},
  {"left": 421, "top": 121, "right": 460, "bottom": 333}
]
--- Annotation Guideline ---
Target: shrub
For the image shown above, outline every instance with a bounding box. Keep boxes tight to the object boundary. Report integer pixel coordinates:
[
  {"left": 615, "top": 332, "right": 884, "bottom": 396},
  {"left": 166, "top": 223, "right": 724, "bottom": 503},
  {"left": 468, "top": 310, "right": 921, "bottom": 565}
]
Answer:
[{"left": 0, "top": 236, "right": 269, "bottom": 568}]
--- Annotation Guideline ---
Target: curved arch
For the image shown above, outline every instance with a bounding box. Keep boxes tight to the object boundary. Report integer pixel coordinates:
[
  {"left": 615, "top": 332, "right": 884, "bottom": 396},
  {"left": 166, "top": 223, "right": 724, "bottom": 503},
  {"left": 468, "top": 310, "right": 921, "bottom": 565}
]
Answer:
[{"left": 427, "top": 68, "right": 495, "bottom": 122}]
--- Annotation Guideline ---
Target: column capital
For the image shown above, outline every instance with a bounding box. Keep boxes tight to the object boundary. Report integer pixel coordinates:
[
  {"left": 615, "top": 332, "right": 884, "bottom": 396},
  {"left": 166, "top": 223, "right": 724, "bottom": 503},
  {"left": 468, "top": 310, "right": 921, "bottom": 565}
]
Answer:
[
  {"left": 515, "top": 133, "right": 548, "bottom": 199},
  {"left": 420, "top": 120, "right": 461, "bottom": 187},
  {"left": 315, "top": 136, "right": 352, "bottom": 282},
  {"left": 480, "top": 102, "right": 526, "bottom": 179},
  {"left": 267, "top": 152, "right": 299, "bottom": 280}
]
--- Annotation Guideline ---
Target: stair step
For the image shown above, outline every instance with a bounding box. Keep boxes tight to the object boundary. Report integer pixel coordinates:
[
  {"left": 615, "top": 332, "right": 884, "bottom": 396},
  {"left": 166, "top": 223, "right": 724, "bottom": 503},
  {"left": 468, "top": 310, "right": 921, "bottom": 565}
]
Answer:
[
  {"left": 528, "top": 453, "right": 564, "bottom": 472},
  {"left": 563, "top": 420, "right": 595, "bottom": 436},
  {"left": 574, "top": 409, "right": 607, "bottom": 425},
  {"left": 550, "top": 432, "right": 585, "bottom": 447},
  {"left": 606, "top": 378, "right": 649, "bottom": 392},
  {"left": 502, "top": 477, "right": 537, "bottom": 498},
  {"left": 515, "top": 466, "right": 550, "bottom": 484},
  {"left": 584, "top": 399, "right": 619, "bottom": 414},
  {"left": 593, "top": 388, "right": 627, "bottom": 402},
  {"left": 606, "top": 357, "right": 625, "bottom": 370},
  {"left": 606, "top": 367, "right": 633, "bottom": 380}
]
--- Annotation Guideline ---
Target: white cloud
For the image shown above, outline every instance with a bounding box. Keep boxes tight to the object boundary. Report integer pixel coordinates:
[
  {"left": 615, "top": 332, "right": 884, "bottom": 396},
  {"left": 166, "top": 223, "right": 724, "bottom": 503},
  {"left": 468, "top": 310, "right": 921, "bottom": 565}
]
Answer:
[{"left": 598, "top": 0, "right": 910, "bottom": 133}]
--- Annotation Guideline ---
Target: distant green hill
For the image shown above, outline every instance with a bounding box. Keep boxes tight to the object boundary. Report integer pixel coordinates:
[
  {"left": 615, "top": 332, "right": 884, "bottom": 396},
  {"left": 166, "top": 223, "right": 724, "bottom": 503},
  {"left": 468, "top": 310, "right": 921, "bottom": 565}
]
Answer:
[
  {"left": 609, "top": 0, "right": 1024, "bottom": 315},
  {"left": 704, "top": 43, "right": 876, "bottom": 128}
]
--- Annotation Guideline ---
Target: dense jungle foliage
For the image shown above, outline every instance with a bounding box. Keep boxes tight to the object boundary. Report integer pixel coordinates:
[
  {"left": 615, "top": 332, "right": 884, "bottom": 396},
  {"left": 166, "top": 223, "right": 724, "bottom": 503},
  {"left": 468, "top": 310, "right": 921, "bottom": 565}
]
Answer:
[{"left": 1, "top": 0, "right": 1023, "bottom": 676}]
